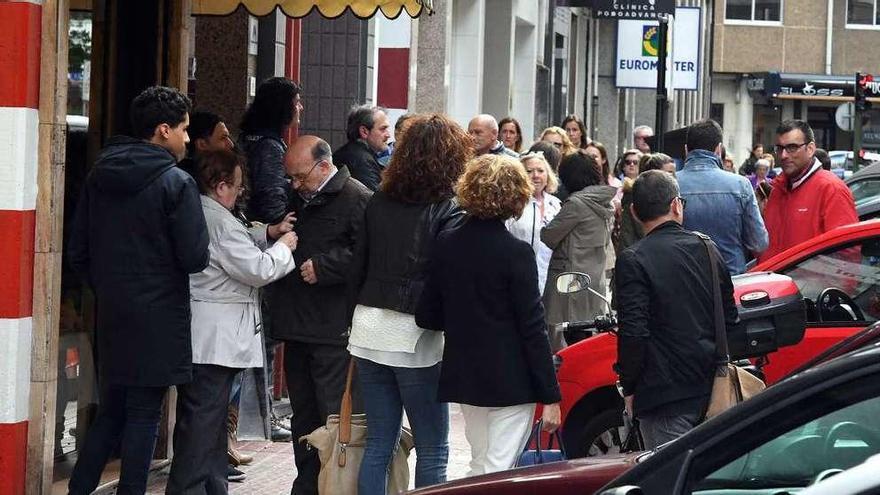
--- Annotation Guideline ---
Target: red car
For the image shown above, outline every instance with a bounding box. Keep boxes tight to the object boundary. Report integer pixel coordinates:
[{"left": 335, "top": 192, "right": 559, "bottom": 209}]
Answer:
[
  {"left": 554, "top": 220, "right": 880, "bottom": 458},
  {"left": 408, "top": 220, "right": 880, "bottom": 495}
]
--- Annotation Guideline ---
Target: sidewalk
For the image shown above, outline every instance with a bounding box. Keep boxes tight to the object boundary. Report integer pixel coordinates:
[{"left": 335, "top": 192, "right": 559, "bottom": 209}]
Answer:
[
  {"left": 139, "top": 404, "right": 472, "bottom": 494},
  {"left": 144, "top": 441, "right": 296, "bottom": 494}
]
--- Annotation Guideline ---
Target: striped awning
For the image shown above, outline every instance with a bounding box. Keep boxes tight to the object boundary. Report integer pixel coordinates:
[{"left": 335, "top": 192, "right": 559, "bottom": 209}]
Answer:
[{"left": 191, "top": 0, "right": 433, "bottom": 18}]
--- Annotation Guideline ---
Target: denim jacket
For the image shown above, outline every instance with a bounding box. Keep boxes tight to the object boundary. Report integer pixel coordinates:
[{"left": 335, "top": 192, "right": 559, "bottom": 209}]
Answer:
[{"left": 677, "top": 150, "right": 768, "bottom": 274}]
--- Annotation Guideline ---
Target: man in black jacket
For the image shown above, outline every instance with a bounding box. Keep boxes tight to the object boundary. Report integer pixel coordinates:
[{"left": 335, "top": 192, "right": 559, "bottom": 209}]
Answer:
[
  {"left": 67, "top": 86, "right": 209, "bottom": 495},
  {"left": 615, "top": 170, "right": 738, "bottom": 449},
  {"left": 334, "top": 105, "right": 391, "bottom": 191},
  {"left": 278, "top": 135, "right": 371, "bottom": 495}
]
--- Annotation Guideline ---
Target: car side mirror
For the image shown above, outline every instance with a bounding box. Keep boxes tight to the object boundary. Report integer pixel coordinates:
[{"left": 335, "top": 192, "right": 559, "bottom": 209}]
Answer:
[
  {"left": 556, "top": 272, "right": 592, "bottom": 295},
  {"left": 599, "top": 487, "right": 643, "bottom": 495}
]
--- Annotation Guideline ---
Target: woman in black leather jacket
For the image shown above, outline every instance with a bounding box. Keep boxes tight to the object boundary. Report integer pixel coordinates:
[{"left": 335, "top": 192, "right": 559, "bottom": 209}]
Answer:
[{"left": 349, "top": 114, "right": 472, "bottom": 493}]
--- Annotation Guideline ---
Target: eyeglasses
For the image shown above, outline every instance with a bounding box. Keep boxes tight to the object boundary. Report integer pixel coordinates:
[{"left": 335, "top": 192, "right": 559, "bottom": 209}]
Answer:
[
  {"left": 676, "top": 196, "right": 687, "bottom": 209},
  {"left": 624, "top": 159, "right": 640, "bottom": 165},
  {"left": 221, "top": 181, "right": 245, "bottom": 193},
  {"left": 773, "top": 142, "right": 809, "bottom": 155},
  {"left": 291, "top": 159, "right": 322, "bottom": 183}
]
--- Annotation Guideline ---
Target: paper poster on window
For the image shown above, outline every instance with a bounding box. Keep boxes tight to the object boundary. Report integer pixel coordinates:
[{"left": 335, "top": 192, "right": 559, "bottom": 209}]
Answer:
[{"left": 615, "top": 7, "right": 701, "bottom": 90}]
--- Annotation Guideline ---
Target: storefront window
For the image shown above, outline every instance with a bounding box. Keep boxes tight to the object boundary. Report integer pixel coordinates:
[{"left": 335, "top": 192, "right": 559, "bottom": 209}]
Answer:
[
  {"left": 68, "top": 12, "right": 91, "bottom": 117},
  {"left": 54, "top": 8, "right": 96, "bottom": 485},
  {"left": 726, "top": 0, "right": 782, "bottom": 22}
]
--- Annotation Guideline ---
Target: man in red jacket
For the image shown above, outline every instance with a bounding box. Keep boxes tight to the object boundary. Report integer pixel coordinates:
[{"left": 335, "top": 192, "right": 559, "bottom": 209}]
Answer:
[{"left": 758, "top": 120, "right": 857, "bottom": 263}]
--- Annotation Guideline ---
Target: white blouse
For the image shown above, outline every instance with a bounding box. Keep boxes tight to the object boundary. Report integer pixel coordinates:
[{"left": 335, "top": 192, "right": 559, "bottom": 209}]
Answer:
[{"left": 506, "top": 193, "right": 562, "bottom": 295}]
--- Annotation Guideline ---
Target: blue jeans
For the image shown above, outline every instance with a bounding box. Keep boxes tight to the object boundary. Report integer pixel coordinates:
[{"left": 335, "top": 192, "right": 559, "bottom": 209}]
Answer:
[
  {"left": 68, "top": 384, "right": 167, "bottom": 495},
  {"left": 356, "top": 358, "right": 449, "bottom": 494}
]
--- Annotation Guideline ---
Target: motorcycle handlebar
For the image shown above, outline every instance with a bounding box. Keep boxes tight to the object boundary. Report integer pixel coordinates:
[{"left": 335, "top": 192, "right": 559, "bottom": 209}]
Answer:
[{"left": 556, "top": 314, "right": 617, "bottom": 334}]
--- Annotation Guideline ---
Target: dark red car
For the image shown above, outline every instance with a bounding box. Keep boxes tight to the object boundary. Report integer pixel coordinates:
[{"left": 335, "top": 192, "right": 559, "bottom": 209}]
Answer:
[
  {"left": 407, "top": 318, "right": 880, "bottom": 495},
  {"left": 409, "top": 220, "right": 880, "bottom": 494}
]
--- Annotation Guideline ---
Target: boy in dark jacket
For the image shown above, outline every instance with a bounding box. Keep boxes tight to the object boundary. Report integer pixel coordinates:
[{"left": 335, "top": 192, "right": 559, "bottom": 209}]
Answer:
[{"left": 67, "top": 86, "right": 209, "bottom": 495}]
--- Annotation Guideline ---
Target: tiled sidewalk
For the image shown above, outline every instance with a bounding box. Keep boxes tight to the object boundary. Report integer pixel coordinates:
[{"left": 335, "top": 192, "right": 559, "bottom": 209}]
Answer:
[
  {"left": 144, "top": 441, "right": 296, "bottom": 494},
  {"left": 140, "top": 404, "right": 472, "bottom": 494}
]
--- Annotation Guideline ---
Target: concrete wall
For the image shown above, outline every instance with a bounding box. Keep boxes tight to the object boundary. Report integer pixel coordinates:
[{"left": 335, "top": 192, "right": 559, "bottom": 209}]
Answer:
[
  {"left": 714, "top": 0, "right": 880, "bottom": 76},
  {"left": 448, "top": 0, "right": 485, "bottom": 127},
  {"left": 831, "top": 0, "right": 880, "bottom": 74},
  {"left": 193, "top": 10, "right": 254, "bottom": 137}
]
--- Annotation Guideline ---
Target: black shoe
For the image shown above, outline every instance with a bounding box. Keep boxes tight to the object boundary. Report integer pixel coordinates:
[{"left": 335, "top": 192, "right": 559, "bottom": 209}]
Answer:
[
  {"left": 228, "top": 464, "right": 247, "bottom": 482},
  {"left": 271, "top": 423, "right": 292, "bottom": 442}
]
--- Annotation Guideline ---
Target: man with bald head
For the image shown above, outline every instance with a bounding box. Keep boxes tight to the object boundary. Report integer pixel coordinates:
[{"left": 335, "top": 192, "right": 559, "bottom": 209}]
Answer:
[
  {"left": 468, "top": 114, "right": 520, "bottom": 157},
  {"left": 274, "top": 135, "right": 371, "bottom": 495}
]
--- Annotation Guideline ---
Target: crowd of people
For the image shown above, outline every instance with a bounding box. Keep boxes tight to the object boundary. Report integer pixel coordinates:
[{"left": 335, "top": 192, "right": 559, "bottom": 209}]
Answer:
[{"left": 64, "top": 75, "right": 860, "bottom": 495}]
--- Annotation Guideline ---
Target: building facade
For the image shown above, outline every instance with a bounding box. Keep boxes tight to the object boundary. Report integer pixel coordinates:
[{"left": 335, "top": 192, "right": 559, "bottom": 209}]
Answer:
[{"left": 712, "top": 0, "right": 880, "bottom": 164}]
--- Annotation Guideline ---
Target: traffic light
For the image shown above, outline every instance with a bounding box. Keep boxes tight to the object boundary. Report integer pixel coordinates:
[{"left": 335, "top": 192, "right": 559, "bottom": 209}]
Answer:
[{"left": 856, "top": 72, "right": 873, "bottom": 111}]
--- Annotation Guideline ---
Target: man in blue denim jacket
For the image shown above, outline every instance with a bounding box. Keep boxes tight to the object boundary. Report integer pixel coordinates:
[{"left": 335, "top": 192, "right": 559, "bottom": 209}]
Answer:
[{"left": 677, "top": 120, "right": 768, "bottom": 274}]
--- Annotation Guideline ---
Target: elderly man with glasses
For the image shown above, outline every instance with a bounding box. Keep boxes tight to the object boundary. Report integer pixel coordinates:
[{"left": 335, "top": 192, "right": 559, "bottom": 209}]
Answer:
[
  {"left": 676, "top": 119, "right": 768, "bottom": 275},
  {"left": 757, "top": 120, "right": 857, "bottom": 263},
  {"left": 277, "top": 135, "right": 372, "bottom": 495}
]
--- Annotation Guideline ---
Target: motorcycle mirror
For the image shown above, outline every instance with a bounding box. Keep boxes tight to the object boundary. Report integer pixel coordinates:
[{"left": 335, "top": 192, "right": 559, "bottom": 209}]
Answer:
[{"left": 556, "top": 272, "right": 592, "bottom": 295}]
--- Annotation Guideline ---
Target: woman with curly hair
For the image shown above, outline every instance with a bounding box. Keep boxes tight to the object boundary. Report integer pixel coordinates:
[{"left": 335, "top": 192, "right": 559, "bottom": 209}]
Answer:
[
  {"left": 540, "top": 126, "right": 578, "bottom": 157},
  {"left": 542, "top": 151, "right": 617, "bottom": 350},
  {"left": 416, "top": 154, "right": 562, "bottom": 477},
  {"left": 562, "top": 115, "right": 590, "bottom": 149},
  {"left": 350, "top": 113, "right": 471, "bottom": 493},
  {"left": 499, "top": 117, "right": 524, "bottom": 153}
]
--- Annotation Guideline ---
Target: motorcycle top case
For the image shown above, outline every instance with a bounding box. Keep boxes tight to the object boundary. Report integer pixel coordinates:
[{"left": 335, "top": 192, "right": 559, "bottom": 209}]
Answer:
[{"left": 729, "top": 272, "right": 806, "bottom": 360}]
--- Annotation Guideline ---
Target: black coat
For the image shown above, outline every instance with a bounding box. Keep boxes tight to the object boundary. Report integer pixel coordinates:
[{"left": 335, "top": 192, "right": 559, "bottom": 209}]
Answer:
[
  {"left": 415, "top": 217, "right": 562, "bottom": 407},
  {"left": 68, "top": 136, "right": 209, "bottom": 387},
  {"left": 615, "top": 221, "right": 738, "bottom": 415},
  {"left": 334, "top": 140, "right": 383, "bottom": 192},
  {"left": 268, "top": 167, "right": 372, "bottom": 345},
  {"left": 240, "top": 131, "right": 290, "bottom": 224},
  {"left": 355, "top": 192, "right": 464, "bottom": 314}
]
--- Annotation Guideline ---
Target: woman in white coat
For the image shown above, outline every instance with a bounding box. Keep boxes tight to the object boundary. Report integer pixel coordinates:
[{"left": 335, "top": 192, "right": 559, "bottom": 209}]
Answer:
[
  {"left": 506, "top": 152, "right": 562, "bottom": 295},
  {"left": 166, "top": 150, "right": 298, "bottom": 494}
]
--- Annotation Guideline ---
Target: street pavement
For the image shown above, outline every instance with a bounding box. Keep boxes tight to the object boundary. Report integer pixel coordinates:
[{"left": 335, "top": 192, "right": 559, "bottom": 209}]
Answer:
[{"left": 142, "top": 404, "right": 473, "bottom": 494}]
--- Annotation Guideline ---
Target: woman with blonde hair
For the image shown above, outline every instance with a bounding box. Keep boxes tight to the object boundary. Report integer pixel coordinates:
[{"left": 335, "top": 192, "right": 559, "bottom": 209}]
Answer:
[
  {"left": 507, "top": 152, "right": 562, "bottom": 295},
  {"left": 416, "top": 154, "right": 562, "bottom": 477},
  {"left": 540, "top": 126, "right": 578, "bottom": 157}
]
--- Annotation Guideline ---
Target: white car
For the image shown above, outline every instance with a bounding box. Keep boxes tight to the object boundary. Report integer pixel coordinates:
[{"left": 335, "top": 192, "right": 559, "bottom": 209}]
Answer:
[
  {"left": 799, "top": 453, "right": 880, "bottom": 494},
  {"left": 829, "top": 150, "right": 880, "bottom": 180}
]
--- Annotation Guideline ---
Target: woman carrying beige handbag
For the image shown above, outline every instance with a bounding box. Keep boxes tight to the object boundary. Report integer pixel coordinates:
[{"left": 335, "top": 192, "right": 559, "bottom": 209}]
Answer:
[{"left": 301, "top": 360, "right": 414, "bottom": 495}]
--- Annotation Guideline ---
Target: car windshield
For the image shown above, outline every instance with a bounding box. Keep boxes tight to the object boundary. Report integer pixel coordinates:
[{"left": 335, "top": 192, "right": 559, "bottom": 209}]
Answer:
[
  {"left": 694, "top": 395, "right": 880, "bottom": 492},
  {"left": 850, "top": 178, "right": 880, "bottom": 207}
]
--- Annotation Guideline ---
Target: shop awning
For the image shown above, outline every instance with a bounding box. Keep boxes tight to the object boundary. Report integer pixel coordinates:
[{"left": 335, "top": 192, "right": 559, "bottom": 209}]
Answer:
[{"left": 191, "top": 0, "right": 433, "bottom": 19}]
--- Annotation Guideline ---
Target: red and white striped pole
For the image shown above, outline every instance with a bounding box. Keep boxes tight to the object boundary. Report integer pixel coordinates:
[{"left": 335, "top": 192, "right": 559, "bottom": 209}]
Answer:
[{"left": 0, "top": 1, "right": 41, "bottom": 494}]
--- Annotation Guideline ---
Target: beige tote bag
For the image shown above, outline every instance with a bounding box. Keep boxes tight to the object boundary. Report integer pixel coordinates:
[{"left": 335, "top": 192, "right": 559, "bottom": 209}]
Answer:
[{"left": 300, "top": 360, "right": 414, "bottom": 495}]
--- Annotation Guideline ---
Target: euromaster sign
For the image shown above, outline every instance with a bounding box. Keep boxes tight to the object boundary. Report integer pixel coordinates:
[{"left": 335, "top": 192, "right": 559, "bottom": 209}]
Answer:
[{"left": 615, "top": 7, "right": 701, "bottom": 90}]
